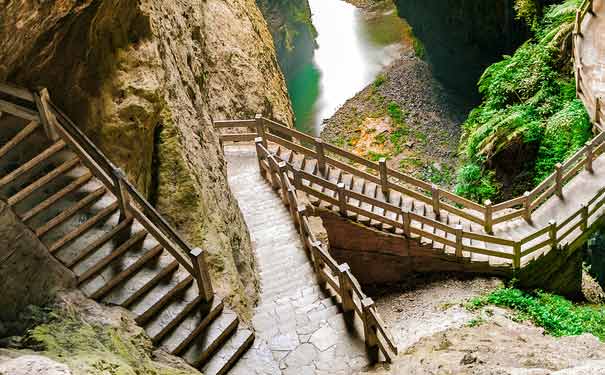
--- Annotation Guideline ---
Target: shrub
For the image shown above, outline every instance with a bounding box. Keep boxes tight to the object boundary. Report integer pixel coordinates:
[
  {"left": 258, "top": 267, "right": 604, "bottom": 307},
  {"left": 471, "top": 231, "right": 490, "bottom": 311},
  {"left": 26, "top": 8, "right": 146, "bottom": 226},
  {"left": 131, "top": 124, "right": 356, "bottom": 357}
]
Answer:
[{"left": 454, "top": 163, "right": 500, "bottom": 203}]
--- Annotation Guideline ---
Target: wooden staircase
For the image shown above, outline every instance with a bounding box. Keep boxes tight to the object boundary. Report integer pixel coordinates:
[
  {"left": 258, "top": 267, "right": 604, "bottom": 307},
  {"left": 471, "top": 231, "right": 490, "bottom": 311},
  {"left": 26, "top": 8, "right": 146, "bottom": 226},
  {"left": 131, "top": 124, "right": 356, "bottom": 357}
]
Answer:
[{"left": 0, "top": 84, "right": 253, "bottom": 375}]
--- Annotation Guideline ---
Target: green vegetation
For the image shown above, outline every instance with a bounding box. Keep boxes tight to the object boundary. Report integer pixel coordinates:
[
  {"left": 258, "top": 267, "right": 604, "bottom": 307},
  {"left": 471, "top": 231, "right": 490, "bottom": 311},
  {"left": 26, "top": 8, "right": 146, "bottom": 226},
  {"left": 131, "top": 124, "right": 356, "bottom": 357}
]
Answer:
[
  {"left": 456, "top": 0, "right": 591, "bottom": 202},
  {"left": 467, "top": 288, "right": 605, "bottom": 340},
  {"left": 373, "top": 74, "right": 387, "bottom": 90},
  {"left": 26, "top": 308, "right": 194, "bottom": 374},
  {"left": 367, "top": 150, "right": 389, "bottom": 161}
]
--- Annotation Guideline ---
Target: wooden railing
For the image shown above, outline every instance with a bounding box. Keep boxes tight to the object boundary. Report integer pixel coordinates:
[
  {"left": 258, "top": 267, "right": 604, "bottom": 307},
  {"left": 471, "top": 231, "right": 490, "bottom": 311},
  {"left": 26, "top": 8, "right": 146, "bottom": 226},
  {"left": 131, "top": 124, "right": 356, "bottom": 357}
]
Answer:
[
  {"left": 254, "top": 140, "right": 398, "bottom": 361},
  {"left": 0, "top": 84, "right": 214, "bottom": 302},
  {"left": 214, "top": 3, "right": 605, "bottom": 269}
]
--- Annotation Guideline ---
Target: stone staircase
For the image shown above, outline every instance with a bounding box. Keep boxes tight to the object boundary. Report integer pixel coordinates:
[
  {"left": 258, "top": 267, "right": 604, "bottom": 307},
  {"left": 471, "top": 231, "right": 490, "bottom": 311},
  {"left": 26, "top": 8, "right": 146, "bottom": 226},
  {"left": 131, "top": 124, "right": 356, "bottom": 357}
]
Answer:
[{"left": 0, "top": 86, "right": 253, "bottom": 375}]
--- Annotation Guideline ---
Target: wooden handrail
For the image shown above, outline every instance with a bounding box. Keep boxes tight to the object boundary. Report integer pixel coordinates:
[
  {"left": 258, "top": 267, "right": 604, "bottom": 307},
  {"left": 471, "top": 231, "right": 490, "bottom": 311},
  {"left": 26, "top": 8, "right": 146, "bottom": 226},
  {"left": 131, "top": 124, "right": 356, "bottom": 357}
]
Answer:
[{"left": 0, "top": 85, "right": 214, "bottom": 301}]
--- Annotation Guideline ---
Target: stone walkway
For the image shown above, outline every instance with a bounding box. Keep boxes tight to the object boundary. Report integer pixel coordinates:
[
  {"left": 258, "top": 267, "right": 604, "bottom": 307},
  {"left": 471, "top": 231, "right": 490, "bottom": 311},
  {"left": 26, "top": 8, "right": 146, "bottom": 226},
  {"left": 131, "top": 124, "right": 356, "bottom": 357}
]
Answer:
[
  {"left": 225, "top": 145, "right": 371, "bottom": 375},
  {"left": 581, "top": 0, "right": 605, "bottom": 101}
]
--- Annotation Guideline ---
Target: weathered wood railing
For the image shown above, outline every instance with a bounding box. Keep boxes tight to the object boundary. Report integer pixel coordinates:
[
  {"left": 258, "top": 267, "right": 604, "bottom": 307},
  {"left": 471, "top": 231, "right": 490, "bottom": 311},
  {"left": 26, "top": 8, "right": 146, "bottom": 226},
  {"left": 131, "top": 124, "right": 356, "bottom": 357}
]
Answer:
[
  {"left": 254, "top": 140, "right": 398, "bottom": 361},
  {"left": 0, "top": 84, "right": 214, "bottom": 302}
]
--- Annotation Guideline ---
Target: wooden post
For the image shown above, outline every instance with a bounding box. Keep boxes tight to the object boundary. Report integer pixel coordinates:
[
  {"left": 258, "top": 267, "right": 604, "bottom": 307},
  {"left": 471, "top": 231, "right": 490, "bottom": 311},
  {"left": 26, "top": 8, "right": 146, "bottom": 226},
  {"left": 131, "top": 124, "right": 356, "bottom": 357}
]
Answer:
[
  {"left": 581, "top": 204, "right": 589, "bottom": 231},
  {"left": 255, "top": 114, "right": 267, "bottom": 148},
  {"left": 586, "top": 141, "right": 594, "bottom": 173},
  {"left": 338, "top": 264, "right": 355, "bottom": 313},
  {"left": 337, "top": 183, "right": 347, "bottom": 217},
  {"left": 595, "top": 96, "right": 601, "bottom": 125},
  {"left": 276, "top": 161, "right": 289, "bottom": 204},
  {"left": 189, "top": 248, "right": 214, "bottom": 302},
  {"left": 589, "top": 0, "right": 596, "bottom": 15},
  {"left": 484, "top": 199, "right": 493, "bottom": 234},
  {"left": 455, "top": 224, "right": 463, "bottom": 258},
  {"left": 254, "top": 137, "right": 267, "bottom": 179},
  {"left": 296, "top": 205, "right": 306, "bottom": 239},
  {"left": 523, "top": 191, "right": 532, "bottom": 223},
  {"left": 379, "top": 158, "right": 390, "bottom": 200},
  {"left": 311, "top": 241, "right": 326, "bottom": 287},
  {"left": 361, "top": 297, "right": 379, "bottom": 348},
  {"left": 402, "top": 210, "right": 411, "bottom": 236},
  {"left": 114, "top": 168, "right": 130, "bottom": 223},
  {"left": 316, "top": 138, "right": 327, "bottom": 176},
  {"left": 513, "top": 242, "right": 521, "bottom": 269},
  {"left": 575, "top": 11, "right": 583, "bottom": 38},
  {"left": 35, "top": 89, "right": 61, "bottom": 142},
  {"left": 549, "top": 220, "right": 558, "bottom": 251},
  {"left": 555, "top": 163, "right": 563, "bottom": 199},
  {"left": 293, "top": 167, "right": 303, "bottom": 189},
  {"left": 431, "top": 184, "right": 441, "bottom": 221}
]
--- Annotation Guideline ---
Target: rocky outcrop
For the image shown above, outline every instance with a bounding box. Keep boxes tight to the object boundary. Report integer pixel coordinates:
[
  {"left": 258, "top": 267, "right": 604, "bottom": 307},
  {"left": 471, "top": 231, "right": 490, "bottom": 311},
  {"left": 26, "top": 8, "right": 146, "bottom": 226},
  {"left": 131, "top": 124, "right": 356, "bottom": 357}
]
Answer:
[
  {"left": 256, "top": 0, "right": 317, "bottom": 80},
  {"left": 0, "top": 200, "right": 75, "bottom": 333},
  {"left": 393, "top": 0, "right": 530, "bottom": 98},
  {"left": 0, "top": 0, "right": 294, "bottom": 318}
]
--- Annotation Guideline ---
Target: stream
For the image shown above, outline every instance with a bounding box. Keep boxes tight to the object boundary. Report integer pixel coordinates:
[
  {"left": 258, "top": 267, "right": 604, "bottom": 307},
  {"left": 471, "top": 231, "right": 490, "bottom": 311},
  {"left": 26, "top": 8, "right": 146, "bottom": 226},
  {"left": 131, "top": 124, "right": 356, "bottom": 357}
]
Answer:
[{"left": 287, "top": 0, "right": 413, "bottom": 136}]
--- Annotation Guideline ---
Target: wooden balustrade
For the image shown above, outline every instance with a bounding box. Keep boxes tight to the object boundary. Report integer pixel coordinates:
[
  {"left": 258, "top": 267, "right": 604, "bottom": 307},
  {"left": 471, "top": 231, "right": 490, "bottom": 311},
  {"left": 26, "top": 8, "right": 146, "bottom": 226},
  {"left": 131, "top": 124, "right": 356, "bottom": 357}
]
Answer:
[
  {"left": 254, "top": 142, "right": 398, "bottom": 361},
  {"left": 0, "top": 85, "right": 216, "bottom": 302}
]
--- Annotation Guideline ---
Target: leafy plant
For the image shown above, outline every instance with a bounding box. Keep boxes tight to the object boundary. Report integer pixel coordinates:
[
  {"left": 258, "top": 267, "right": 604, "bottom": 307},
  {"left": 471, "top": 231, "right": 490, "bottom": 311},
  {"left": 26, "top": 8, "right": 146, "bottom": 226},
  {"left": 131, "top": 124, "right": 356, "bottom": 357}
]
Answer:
[
  {"left": 468, "top": 288, "right": 605, "bottom": 340},
  {"left": 454, "top": 163, "right": 501, "bottom": 203}
]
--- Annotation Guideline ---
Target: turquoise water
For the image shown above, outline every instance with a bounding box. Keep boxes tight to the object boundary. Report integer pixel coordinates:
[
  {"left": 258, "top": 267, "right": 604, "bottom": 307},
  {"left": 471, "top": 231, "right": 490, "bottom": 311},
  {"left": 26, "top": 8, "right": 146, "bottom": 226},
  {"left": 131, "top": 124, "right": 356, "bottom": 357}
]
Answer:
[{"left": 287, "top": 0, "right": 411, "bottom": 136}]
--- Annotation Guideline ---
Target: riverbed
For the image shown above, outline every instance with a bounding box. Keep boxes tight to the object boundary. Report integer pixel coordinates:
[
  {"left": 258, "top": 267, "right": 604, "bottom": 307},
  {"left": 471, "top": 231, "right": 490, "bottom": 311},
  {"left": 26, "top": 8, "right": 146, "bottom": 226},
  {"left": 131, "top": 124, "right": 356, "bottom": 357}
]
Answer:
[{"left": 287, "top": 0, "right": 413, "bottom": 135}]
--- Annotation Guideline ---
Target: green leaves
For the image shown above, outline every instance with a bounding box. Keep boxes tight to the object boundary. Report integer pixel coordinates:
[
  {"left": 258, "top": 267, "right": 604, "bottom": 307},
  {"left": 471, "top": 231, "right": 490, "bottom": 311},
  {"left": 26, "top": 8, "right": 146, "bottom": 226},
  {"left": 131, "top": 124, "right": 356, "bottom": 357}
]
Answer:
[{"left": 468, "top": 288, "right": 605, "bottom": 340}]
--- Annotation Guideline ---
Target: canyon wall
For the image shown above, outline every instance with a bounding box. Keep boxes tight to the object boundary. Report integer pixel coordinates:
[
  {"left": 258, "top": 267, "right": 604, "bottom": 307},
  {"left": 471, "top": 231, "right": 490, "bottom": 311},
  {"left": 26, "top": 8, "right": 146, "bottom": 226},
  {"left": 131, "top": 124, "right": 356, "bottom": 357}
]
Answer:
[{"left": 0, "top": 0, "right": 294, "bottom": 319}]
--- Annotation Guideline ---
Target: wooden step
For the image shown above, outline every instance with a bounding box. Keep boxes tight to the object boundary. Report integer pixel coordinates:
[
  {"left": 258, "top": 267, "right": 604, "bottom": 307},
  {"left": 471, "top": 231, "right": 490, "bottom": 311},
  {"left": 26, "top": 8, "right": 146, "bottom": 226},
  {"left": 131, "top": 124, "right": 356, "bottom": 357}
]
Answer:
[
  {"left": 0, "top": 121, "right": 39, "bottom": 159},
  {"left": 21, "top": 172, "right": 93, "bottom": 222},
  {"left": 90, "top": 245, "right": 164, "bottom": 300},
  {"left": 163, "top": 297, "right": 225, "bottom": 355},
  {"left": 7, "top": 157, "right": 80, "bottom": 207},
  {"left": 77, "top": 230, "right": 148, "bottom": 284},
  {"left": 135, "top": 275, "right": 194, "bottom": 325},
  {"left": 64, "top": 216, "right": 134, "bottom": 268},
  {"left": 49, "top": 201, "right": 119, "bottom": 254},
  {"left": 0, "top": 140, "right": 65, "bottom": 189},
  {"left": 121, "top": 260, "right": 180, "bottom": 308},
  {"left": 35, "top": 186, "right": 106, "bottom": 237},
  {"left": 181, "top": 311, "right": 239, "bottom": 367},
  {"left": 201, "top": 329, "right": 254, "bottom": 375}
]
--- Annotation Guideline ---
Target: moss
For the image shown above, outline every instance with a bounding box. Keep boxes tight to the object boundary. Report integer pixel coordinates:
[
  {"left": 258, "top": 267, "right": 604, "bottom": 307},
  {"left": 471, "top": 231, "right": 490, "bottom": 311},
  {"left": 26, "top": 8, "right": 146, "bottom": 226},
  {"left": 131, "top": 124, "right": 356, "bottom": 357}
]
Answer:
[{"left": 26, "top": 311, "right": 196, "bottom": 375}]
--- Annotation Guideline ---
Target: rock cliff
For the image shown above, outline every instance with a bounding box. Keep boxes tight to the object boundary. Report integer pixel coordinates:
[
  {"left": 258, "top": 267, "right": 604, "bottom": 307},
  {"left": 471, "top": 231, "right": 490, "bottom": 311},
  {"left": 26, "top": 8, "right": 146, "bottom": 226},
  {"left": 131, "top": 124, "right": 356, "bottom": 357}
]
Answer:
[{"left": 0, "top": 0, "right": 294, "bottom": 319}]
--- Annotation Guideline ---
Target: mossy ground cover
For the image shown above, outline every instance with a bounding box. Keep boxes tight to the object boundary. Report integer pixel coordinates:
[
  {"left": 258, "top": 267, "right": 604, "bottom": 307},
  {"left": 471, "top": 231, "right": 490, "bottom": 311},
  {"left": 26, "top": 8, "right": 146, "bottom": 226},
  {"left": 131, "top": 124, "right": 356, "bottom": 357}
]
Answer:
[
  {"left": 24, "top": 308, "right": 196, "bottom": 375},
  {"left": 467, "top": 287, "right": 605, "bottom": 340},
  {"left": 455, "top": 0, "right": 591, "bottom": 203}
]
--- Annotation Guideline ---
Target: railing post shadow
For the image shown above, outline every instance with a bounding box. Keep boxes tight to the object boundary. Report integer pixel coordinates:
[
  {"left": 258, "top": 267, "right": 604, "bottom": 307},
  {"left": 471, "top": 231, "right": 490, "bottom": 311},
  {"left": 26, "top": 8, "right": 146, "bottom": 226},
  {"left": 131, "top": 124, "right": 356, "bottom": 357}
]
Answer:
[
  {"left": 549, "top": 220, "right": 558, "bottom": 250},
  {"left": 581, "top": 204, "right": 589, "bottom": 231},
  {"left": 586, "top": 140, "right": 595, "bottom": 173},
  {"left": 555, "top": 163, "right": 564, "bottom": 199},
  {"left": 337, "top": 183, "right": 347, "bottom": 217},
  {"left": 114, "top": 168, "right": 130, "bottom": 223},
  {"left": 189, "top": 247, "right": 214, "bottom": 302},
  {"left": 311, "top": 242, "right": 327, "bottom": 288},
  {"left": 523, "top": 191, "right": 533, "bottom": 224},
  {"left": 361, "top": 297, "right": 380, "bottom": 362},
  {"left": 316, "top": 138, "right": 327, "bottom": 177},
  {"left": 484, "top": 199, "right": 493, "bottom": 234}
]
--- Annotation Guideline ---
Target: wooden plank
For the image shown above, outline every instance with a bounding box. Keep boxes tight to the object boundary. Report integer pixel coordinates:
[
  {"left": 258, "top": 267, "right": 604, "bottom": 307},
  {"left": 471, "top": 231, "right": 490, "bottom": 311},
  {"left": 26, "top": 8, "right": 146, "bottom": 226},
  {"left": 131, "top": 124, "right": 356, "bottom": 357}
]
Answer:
[
  {"left": 264, "top": 118, "right": 317, "bottom": 144},
  {"left": 519, "top": 225, "right": 551, "bottom": 245},
  {"left": 440, "top": 190, "right": 485, "bottom": 212},
  {"left": 0, "top": 140, "right": 65, "bottom": 188},
  {"left": 325, "top": 156, "right": 382, "bottom": 185},
  {"left": 220, "top": 133, "right": 257, "bottom": 142},
  {"left": 439, "top": 201, "right": 484, "bottom": 225},
  {"left": 0, "top": 99, "right": 39, "bottom": 121},
  {"left": 0, "top": 121, "right": 39, "bottom": 159},
  {"left": 212, "top": 119, "right": 256, "bottom": 129},
  {"left": 8, "top": 157, "right": 79, "bottom": 207},
  {"left": 21, "top": 172, "right": 92, "bottom": 222},
  {"left": 409, "top": 227, "right": 457, "bottom": 248},
  {"left": 48, "top": 201, "right": 119, "bottom": 254},
  {"left": 0, "top": 83, "right": 35, "bottom": 102},
  {"left": 521, "top": 238, "right": 552, "bottom": 257},
  {"left": 345, "top": 203, "right": 402, "bottom": 229},
  {"left": 464, "top": 245, "right": 514, "bottom": 260},
  {"left": 35, "top": 187, "right": 107, "bottom": 237},
  {"left": 492, "top": 195, "right": 526, "bottom": 212},
  {"left": 266, "top": 133, "right": 316, "bottom": 157},
  {"left": 387, "top": 181, "right": 432, "bottom": 205},
  {"left": 463, "top": 231, "right": 516, "bottom": 247},
  {"left": 492, "top": 209, "right": 524, "bottom": 225}
]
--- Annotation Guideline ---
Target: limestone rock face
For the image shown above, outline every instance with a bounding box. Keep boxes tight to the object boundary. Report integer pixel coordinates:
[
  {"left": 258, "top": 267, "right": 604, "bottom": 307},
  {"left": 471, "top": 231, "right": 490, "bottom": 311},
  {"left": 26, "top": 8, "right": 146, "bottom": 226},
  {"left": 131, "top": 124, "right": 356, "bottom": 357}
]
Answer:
[
  {"left": 0, "top": 355, "right": 72, "bottom": 375},
  {"left": 0, "top": 200, "right": 75, "bottom": 329},
  {"left": 0, "top": 0, "right": 293, "bottom": 317}
]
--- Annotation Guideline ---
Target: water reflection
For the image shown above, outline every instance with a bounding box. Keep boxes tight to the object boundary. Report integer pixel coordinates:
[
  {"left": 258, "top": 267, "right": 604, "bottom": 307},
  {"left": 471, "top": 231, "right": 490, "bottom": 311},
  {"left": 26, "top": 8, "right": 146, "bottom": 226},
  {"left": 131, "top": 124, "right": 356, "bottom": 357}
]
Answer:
[{"left": 288, "top": 0, "right": 411, "bottom": 136}]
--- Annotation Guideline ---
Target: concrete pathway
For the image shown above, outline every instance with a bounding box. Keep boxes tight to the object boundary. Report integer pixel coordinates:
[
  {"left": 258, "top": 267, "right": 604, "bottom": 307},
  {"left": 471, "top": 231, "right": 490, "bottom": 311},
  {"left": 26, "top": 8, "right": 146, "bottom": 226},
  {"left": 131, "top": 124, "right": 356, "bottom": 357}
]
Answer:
[{"left": 225, "top": 145, "right": 371, "bottom": 375}]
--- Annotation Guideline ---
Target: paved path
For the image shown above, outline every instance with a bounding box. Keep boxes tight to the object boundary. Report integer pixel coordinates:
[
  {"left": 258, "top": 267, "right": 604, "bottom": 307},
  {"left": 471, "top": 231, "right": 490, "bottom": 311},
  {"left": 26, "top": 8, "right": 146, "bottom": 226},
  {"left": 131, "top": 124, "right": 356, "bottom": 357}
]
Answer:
[
  {"left": 225, "top": 145, "right": 371, "bottom": 375},
  {"left": 581, "top": 0, "right": 605, "bottom": 101}
]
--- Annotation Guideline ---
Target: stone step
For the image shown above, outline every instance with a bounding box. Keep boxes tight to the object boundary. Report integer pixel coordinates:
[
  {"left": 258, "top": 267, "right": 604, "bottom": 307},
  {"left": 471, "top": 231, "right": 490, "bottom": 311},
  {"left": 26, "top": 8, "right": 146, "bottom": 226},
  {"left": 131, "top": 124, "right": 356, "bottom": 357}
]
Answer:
[{"left": 201, "top": 329, "right": 254, "bottom": 375}]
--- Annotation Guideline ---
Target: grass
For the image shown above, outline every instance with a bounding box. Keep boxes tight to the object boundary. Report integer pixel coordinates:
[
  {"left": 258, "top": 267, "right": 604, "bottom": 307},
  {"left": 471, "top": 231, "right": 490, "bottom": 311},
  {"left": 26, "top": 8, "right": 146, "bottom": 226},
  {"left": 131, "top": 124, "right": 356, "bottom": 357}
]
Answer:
[
  {"left": 467, "top": 288, "right": 605, "bottom": 340},
  {"left": 367, "top": 150, "right": 389, "bottom": 162}
]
